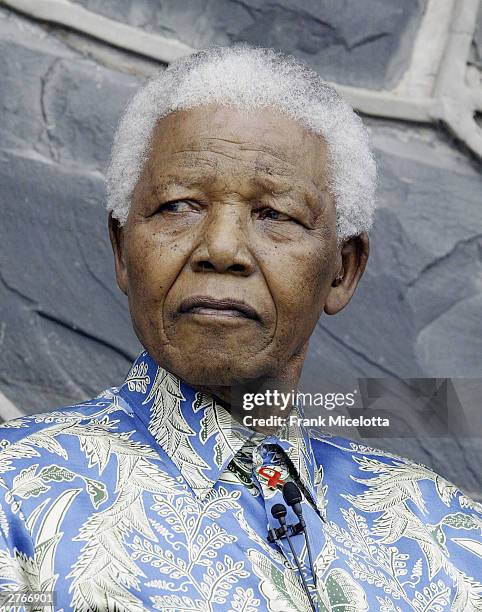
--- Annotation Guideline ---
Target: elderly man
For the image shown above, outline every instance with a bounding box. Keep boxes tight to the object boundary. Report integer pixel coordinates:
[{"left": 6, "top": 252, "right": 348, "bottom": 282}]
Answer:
[{"left": 0, "top": 45, "right": 481, "bottom": 612}]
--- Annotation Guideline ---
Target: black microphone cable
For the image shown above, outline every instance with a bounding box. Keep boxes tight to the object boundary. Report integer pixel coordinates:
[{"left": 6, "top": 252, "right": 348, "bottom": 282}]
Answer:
[
  {"left": 270, "top": 503, "right": 317, "bottom": 612},
  {"left": 282, "top": 482, "right": 317, "bottom": 589}
]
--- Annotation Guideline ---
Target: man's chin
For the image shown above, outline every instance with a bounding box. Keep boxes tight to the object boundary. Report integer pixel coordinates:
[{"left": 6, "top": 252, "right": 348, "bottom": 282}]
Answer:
[
  {"left": 161, "top": 351, "right": 275, "bottom": 388},
  {"left": 190, "top": 362, "right": 267, "bottom": 387}
]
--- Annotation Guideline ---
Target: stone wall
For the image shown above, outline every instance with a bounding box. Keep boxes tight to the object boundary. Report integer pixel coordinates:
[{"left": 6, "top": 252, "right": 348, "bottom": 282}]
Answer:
[{"left": 0, "top": 0, "right": 481, "bottom": 498}]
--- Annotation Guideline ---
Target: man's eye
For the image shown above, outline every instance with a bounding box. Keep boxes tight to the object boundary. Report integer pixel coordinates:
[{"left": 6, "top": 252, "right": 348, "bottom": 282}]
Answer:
[
  {"left": 157, "top": 199, "right": 199, "bottom": 213},
  {"left": 257, "top": 207, "right": 292, "bottom": 221}
]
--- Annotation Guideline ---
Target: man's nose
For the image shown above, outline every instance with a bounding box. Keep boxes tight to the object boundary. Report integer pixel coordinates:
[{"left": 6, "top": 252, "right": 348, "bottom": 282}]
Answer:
[{"left": 190, "top": 205, "right": 255, "bottom": 276}]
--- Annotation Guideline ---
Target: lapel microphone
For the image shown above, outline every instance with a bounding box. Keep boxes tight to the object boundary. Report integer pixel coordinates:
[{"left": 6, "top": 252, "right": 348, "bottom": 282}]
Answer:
[
  {"left": 270, "top": 503, "right": 317, "bottom": 611},
  {"left": 282, "top": 482, "right": 317, "bottom": 589}
]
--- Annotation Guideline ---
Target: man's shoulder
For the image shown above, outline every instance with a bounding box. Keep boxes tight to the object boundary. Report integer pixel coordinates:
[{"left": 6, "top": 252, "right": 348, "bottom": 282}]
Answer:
[
  {"left": 0, "top": 386, "right": 149, "bottom": 511},
  {"left": 309, "top": 431, "right": 418, "bottom": 468},
  {"left": 309, "top": 432, "right": 482, "bottom": 517},
  {"left": 0, "top": 386, "right": 130, "bottom": 446},
  {"left": 309, "top": 434, "right": 482, "bottom": 609}
]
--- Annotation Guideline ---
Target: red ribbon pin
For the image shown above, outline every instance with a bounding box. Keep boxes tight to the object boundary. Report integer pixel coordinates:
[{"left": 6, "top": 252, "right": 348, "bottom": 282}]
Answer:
[{"left": 257, "top": 466, "right": 286, "bottom": 489}]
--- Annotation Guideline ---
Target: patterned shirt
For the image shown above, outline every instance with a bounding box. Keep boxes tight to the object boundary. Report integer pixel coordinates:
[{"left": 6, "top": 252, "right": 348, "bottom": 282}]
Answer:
[{"left": 0, "top": 350, "right": 481, "bottom": 611}]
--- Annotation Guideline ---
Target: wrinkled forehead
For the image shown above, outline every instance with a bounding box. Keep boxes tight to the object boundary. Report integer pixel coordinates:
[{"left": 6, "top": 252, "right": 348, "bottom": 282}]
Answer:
[{"left": 143, "top": 104, "right": 331, "bottom": 193}]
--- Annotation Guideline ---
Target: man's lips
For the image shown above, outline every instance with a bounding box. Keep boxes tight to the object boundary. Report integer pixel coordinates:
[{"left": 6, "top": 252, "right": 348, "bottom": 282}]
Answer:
[{"left": 179, "top": 295, "right": 259, "bottom": 320}]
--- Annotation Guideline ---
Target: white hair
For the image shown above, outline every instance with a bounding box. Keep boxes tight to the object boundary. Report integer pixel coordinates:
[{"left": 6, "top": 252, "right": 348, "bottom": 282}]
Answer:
[{"left": 106, "top": 44, "right": 377, "bottom": 240}]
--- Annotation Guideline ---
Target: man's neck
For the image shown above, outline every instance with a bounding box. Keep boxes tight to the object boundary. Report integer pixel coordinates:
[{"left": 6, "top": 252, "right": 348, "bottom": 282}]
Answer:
[{"left": 188, "top": 346, "right": 308, "bottom": 435}]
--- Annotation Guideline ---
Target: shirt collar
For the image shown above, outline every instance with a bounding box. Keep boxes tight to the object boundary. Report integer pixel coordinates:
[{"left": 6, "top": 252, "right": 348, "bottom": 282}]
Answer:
[{"left": 120, "top": 350, "right": 318, "bottom": 504}]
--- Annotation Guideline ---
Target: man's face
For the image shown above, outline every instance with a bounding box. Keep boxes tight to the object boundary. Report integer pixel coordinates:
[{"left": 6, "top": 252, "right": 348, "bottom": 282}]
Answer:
[{"left": 111, "top": 104, "right": 346, "bottom": 386}]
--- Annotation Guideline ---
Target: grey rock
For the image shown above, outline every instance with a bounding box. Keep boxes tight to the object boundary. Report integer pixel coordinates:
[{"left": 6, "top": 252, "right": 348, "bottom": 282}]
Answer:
[
  {"left": 0, "top": 8, "right": 76, "bottom": 158},
  {"left": 0, "top": 8, "right": 143, "bottom": 411},
  {"left": 41, "top": 56, "right": 142, "bottom": 171},
  {"left": 416, "top": 293, "right": 482, "bottom": 377},
  {"left": 470, "top": 0, "right": 482, "bottom": 68},
  {"left": 0, "top": 7, "right": 143, "bottom": 170},
  {"left": 70, "top": 0, "right": 426, "bottom": 89},
  {"left": 0, "top": 149, "right": 142, "bottom": 413}
]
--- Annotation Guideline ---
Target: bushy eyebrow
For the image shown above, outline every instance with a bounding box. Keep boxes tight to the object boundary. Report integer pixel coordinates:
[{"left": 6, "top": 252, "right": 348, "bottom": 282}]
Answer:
[
  {"left": 250, "top": 175, "right": 293, "bottom": 194},
  {"left": 251, "top": 175, "right": 327, "bottom": 218}
]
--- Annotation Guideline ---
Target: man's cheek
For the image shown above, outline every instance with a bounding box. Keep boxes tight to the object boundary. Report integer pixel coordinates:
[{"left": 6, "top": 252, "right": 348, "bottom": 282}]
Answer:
[
  {"left": 128, "top": 243, "right": 166, "bottom": 284},
  {"left": 278, "top": 268, "right": 327, "bottom": 332},
  {"left": 287, "top": 261, "right": 325, "bottom": 303}
]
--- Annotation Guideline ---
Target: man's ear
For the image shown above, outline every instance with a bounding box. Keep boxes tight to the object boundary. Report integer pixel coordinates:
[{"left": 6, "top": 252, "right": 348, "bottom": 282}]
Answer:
[
  {"left": 324, "top": 232, "right": 369, "bottom": 315},
  {"left": 108, "top": 212, "right": 128, "bottom": 296}
]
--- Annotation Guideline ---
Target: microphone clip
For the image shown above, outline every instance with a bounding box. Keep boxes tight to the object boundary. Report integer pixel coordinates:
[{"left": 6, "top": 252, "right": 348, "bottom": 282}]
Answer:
[{"left": 267, "top": 520, "right": 305, "bottom": 543}]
